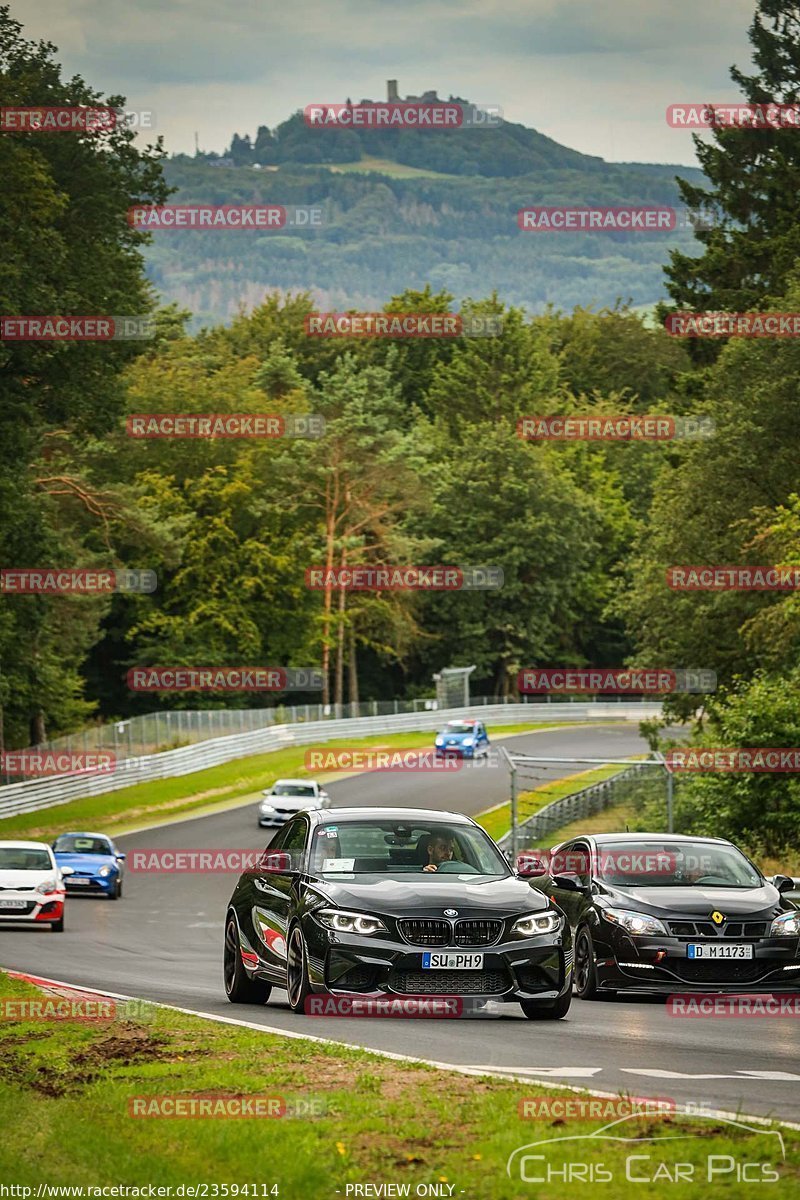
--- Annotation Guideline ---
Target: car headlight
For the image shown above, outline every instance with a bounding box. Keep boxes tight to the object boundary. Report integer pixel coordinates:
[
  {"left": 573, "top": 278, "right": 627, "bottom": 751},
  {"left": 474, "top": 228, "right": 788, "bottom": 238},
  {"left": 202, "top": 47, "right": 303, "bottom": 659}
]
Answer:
[
  {"left": 434, "top": 737, "right": 444, "bottom": 747},
  {"left": 98, "top": 866, "right": 112, "bottom": 878},
  {"left": 463, "top": 738, "right": 474, "bottom": 747},
  {"left": 60, "top": 866, "right": 74, "bottom": 876},
  {"left": 35, "top": 878, "right": 58, "bottom": 894},
  {"left": 770, "top": 912, "right": 800, "bottom": 937},
  {"left": 260, "top": 801, "right": 276, "bottom": 812},
  {"left": 316, "top": 909, "right": 387, "bottom": 936},
  {"left": 603, "top": 907, "right": 668, "bottom": 936},
  {"left": 511, "top": 910, "right": 563, "bottom": 937}
]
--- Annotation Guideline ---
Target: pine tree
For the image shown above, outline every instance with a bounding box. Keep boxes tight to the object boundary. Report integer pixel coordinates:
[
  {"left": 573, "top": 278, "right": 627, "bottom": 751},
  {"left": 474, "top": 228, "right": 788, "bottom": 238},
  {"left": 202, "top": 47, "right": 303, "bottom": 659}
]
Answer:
[{"left": 666, "top": 2, "right": 800, "bottom": 320}]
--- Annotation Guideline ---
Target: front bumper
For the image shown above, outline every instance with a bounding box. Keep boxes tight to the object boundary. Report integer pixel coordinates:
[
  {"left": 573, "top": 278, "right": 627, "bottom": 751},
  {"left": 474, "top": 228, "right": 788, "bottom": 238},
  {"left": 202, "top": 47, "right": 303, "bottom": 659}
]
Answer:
[
  {"left": 63, "top": 874, "right": 117, "bottom": 895},
  {"left": 304, "top": 924, "right": 572, "bottom": 1002},
  {"left": 434, "top": 745, "right": 474, "bottom": 759},
  {"left": 0, "top": 891, "right": 65, "bottom": 923},
  {"left": 595, "top": 927, "right": 800, "bottom": 993}
]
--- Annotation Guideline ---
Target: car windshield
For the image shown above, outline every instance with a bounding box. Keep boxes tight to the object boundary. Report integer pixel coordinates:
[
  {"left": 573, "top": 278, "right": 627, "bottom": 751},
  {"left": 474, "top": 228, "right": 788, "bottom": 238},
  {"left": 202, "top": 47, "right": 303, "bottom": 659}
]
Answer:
[
  {"left": 273, "top": 784, "right": 316, "bottom": 797},
  {"left": 0, "top": 848, "right": 52, "bottom": 871},
  {"left": 311, "top": 820, "right": 509, "bottom": 877},
  {"left": 594, "top": 841, "right": 762, "bottom": 889},
  {"left": 53, "top": 835, "right": 112, "bottom": 855},
  {"left": 441, "top": 723, "right": 475, "bottom": 735}
]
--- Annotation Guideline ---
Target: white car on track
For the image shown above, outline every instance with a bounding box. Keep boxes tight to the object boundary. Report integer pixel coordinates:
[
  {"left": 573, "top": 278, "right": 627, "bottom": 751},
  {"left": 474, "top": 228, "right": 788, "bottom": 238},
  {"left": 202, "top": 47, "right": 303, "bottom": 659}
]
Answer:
[
  {"left": 0, "top": 840, "right": 66, "bottom": 932},
  {"left": 258, "top": 779, "right": 331, "bottom": 828}
]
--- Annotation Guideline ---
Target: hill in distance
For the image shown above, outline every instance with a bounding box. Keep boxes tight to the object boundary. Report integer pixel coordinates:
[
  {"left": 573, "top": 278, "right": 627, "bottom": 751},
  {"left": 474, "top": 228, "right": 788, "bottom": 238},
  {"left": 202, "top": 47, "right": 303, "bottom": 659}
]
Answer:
[{"left": 148, "top": 81, "right": 707, "bottom": 326}]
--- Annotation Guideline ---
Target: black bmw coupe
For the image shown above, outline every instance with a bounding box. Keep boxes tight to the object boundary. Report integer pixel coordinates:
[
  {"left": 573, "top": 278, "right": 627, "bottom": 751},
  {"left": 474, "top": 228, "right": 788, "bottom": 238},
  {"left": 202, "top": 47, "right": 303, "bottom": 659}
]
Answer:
[{"left": 224, "top": 806, "right": 573, "bottom": 1018}]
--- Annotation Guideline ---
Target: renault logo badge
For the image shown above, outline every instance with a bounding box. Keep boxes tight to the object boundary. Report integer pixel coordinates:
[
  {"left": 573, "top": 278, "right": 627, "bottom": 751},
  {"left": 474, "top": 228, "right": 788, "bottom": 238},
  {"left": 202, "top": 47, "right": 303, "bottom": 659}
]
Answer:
[
  {"left": 444, "top": 909, "right": 458, "bottom": 917},
  {"left": 711, "top": 911, "right": 725, "bottom": 925}
]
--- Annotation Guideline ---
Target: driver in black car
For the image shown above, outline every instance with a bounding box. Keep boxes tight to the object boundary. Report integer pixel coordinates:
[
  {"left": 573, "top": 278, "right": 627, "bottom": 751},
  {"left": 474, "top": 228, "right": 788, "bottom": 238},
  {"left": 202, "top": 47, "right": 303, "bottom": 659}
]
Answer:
[{"left": 422, "top": 833, "right": 456, "bottom": 872}]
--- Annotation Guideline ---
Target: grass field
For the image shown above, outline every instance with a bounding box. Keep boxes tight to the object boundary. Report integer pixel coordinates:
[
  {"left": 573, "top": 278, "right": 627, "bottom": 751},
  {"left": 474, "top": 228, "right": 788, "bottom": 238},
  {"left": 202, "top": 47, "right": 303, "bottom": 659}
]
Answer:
[
  {"left": 0, "top": 972, "right": 795, "bottom": 1196},
  {"left": 0, "top": 721, "right": 625, "bottom": 842},
  {"left": 325, "top": 155, "right": 458, "bottom": 178}
]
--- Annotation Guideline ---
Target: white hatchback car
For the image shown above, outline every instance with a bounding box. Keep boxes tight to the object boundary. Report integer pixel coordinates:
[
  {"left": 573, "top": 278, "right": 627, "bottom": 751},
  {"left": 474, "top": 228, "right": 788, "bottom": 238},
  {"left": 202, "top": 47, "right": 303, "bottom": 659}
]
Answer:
[
  {"left": 0, "top": 840, "right": 66, "bottom": 931},
  {"left": 258, "top": 778, "right": 331, "bottom": 828}
]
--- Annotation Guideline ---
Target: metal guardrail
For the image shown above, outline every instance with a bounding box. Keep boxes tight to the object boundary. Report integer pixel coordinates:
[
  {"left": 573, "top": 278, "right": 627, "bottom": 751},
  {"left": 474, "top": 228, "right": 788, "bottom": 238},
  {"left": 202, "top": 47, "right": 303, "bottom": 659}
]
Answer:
[
  {"left": 498, "top": 761, "right": 661, "bottom": 852},
  {"left": 0, "top": 702, "right": 661, "bottom": 821}
]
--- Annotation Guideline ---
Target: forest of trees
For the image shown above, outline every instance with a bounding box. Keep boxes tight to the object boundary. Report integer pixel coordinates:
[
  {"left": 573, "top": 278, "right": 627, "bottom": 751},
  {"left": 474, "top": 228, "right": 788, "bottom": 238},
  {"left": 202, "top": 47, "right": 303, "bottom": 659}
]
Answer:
[{"left": 3, "top": 2, "right": 800, "bottom": 855}]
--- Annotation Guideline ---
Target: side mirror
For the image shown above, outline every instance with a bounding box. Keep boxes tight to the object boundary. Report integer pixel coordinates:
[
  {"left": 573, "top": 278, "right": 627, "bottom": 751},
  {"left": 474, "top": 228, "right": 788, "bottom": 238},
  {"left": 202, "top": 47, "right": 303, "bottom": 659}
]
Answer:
[
  {"left": 551, "top": 872, "right": 584, "bottom": 892},
  {"left": 116, "top": 852, "right": 127, "bottom": 861},
  {"left": 260, "top": 851, "right": 293, "bottom": 873},
  {"left": 772, "top": 874, "right": 796, "bottom": 894},
  {"left": 516, "top": 853, "right": 548, "bottom": 878}
]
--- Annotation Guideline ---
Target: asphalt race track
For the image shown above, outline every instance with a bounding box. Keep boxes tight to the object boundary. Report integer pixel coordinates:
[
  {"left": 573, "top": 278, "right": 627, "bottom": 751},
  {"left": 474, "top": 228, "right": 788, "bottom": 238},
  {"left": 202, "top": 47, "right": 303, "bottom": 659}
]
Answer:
[{"left": 2, "top": 723, "right": 799, "bottom": 1123}]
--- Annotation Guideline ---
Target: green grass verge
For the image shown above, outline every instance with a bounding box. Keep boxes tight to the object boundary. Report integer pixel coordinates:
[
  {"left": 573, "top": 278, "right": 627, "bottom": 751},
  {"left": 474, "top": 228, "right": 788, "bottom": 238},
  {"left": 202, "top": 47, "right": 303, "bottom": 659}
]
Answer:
[
  {"left": 0, "top": 972, "right": 795, "bottom": 1195},
  {"left": 0, "top": 721, "right": 607, "bottom": 842},
  {"left": 475, "top": 763, "right": 631, "bottom": 842}
]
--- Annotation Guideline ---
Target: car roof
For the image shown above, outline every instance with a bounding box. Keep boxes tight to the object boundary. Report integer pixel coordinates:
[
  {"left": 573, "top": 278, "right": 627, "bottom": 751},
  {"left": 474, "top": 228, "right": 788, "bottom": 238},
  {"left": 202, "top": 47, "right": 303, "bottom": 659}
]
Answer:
[
  {"left": 574, "top": 833, "right": 732, "bottom": 846},
  {"left": 272, "top": 778, "right": 316, "bottom": 787},
  {"left": 308, "top": 807, "right": 474, "bottom": 825},
  {"left": 0, "top": 840, "right": 54, "bottom": 850},
  {"left": 55, "top": 831, "right": 113, "bottom": 840}
]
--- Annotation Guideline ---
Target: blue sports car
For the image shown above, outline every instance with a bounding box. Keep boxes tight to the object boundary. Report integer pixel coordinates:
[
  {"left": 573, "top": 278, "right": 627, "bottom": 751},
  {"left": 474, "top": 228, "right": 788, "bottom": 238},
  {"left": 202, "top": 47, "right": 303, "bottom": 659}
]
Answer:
[
  {"left": 52, "top": 832, "right": 126, "bottom": 899},
  {"left": 434, "top": 719, "right": 490, "bottom": 759}
]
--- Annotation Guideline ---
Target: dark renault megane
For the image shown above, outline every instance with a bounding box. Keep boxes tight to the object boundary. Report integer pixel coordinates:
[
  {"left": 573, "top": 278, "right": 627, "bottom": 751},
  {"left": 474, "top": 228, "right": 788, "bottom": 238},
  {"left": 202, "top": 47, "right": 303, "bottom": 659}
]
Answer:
[
  {"left": 224, "top": 807, "right": 573, "bottom": 1018},
  {"left": 525, "top": 833, "right": 800, "bottom": 997}
]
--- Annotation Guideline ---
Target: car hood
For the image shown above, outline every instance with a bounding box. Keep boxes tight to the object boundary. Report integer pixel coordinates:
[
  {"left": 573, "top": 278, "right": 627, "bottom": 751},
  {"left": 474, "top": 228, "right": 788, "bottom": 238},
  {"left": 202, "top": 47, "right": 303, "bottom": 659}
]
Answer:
[
  {"left": 0, "top": 868, "right": 55, "bottom": 889},
  {"left": 310, "top": 874, "right": 550, "bottom": 917},
  {"left": 262, "top": 795, "right": 319, "bottom": 809},
  {"left": 599, "top": 882, "right": 782, "bottom": 918},
  {"left": 54, "top": 852, "right": 116, "bottom": 872},
  {"left": 437, "top": 732, "right": 472, "bottom": 743}
]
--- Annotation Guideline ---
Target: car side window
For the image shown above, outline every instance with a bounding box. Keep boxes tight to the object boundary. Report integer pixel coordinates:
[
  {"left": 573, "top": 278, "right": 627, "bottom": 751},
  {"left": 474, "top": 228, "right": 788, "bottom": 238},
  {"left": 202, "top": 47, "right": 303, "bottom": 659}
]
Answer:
[
  {"left": 570, "top": 840, "right": 592, "bottom": 886},
  {"left": 277, "top": 818, "right": 309, "bottom": 872}
]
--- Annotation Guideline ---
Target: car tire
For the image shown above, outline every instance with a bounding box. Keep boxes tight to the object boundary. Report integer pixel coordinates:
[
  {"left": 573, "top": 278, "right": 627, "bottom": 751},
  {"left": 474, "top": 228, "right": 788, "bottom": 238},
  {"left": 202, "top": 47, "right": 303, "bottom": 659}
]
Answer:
[
  {"left": 224, "top": 915, "right": 271, "bottom": 1005},
  {"left": 574, "top": 926, "right": 605, "bottom": 1000},
  {"left": 51, "top": 915, "right": 64, "bottom": 932},
  {"left": 286, "top": 923, "right": 315, "bottom": 1014},
  {"left": 109, "top": 878, "right": 121, "bottom": 900},
  {"left": 520, "top": 989, "right": 571, "bottom": 1020}
]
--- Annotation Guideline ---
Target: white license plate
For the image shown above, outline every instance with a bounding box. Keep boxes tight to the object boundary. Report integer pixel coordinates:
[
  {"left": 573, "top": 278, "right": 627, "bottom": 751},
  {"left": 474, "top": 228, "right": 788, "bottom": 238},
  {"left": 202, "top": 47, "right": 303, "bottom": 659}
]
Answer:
[
  {"left": 0, "top": 900, "right": 28, "bottom": 910},
  {"left": 687, "top": 943, "right": 754, "bottom": 959},
  {"left": 421, "top": 952, "right": 484, "bottom": 970},
  {"left": 67, "top": 878, "right": 92, "bottom": 885}
]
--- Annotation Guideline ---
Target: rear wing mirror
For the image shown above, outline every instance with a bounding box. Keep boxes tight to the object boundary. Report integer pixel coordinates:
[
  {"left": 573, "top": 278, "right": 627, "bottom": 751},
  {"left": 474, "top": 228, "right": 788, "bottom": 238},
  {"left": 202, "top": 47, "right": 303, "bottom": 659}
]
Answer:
[{"left": 516, "top": 853, "right": 548, "bottom": 878}]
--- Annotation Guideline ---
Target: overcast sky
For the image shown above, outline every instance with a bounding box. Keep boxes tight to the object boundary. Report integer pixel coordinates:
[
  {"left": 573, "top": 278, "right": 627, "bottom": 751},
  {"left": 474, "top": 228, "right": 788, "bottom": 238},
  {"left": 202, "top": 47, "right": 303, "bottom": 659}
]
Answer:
[{"left": 13, "top": 0, "right": 758, "bottom": 165}]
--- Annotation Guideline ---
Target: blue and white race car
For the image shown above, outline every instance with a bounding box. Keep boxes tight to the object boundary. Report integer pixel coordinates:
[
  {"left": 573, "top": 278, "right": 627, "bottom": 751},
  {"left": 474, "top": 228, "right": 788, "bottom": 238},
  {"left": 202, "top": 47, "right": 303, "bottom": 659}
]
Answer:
[
  {"left": 434, "top": 719, "right": 490, "bottom": 759},
  {"left": 52, "top": 832, "right": 126, "bottom": 899}
]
